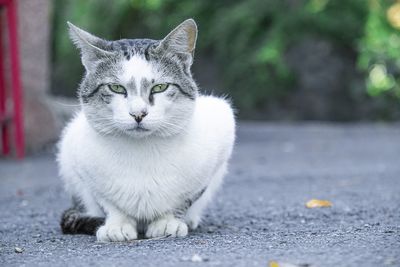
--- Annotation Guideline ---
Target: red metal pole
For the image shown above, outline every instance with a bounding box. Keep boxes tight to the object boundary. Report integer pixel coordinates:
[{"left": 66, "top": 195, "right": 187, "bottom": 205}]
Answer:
[
  {"left": 0, "top": 9, "right": 10, "bottom": 155},
  {"left": 7, "top": 0, "right": 24, "bottom": 158}
]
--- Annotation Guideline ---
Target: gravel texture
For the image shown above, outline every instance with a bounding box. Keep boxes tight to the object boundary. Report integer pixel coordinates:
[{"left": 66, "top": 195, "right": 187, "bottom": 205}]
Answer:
[{"left": 1, "top": 123, "right": 399, "bottom": 267}]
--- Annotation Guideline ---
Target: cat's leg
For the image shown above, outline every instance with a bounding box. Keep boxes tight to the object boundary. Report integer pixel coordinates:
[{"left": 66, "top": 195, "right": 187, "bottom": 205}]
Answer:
[
  {"left": 185, "top": 162, "right": 227, "bottom": 230},
  {"left": 145, "top": 214, "right": 188, "bottom": 238},
  {"left": 96, "top": 201, "right": 138, "bottom": 242},
  {"left": 79, "top": 186, "right": 104, "bottom": 217}
]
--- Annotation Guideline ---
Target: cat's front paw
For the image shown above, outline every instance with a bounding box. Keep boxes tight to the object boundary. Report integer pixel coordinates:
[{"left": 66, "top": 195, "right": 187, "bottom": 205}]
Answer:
[
  {"left": 186, "top": 214, "right": 201, "bottom": 230},
  {"left": 146, "top": 216, "right": 188, "bottom": 238},
  {"left": 96, "top": 222, "right": 138, "bottom": 242}
]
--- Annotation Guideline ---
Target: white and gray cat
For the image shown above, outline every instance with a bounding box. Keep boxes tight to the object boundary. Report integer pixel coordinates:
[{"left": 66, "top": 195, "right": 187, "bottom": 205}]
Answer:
[{"left": 58, "top": 19, "right": 235, "bottom": 242}]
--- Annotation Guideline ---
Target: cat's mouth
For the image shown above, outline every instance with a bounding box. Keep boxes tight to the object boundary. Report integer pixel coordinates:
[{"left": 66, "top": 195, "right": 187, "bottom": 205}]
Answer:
[{"left": 126, "top": 125, "right": 150, "bottom": 132}]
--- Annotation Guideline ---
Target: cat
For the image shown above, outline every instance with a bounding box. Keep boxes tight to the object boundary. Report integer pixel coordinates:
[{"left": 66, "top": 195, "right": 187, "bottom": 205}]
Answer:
[{"left": 58, "top": 19, "right": 235, "bottom": 242}]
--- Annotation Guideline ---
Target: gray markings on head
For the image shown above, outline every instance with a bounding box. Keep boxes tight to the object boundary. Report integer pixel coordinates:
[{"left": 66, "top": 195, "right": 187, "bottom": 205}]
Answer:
[
  {"left": 140, "top": 78, "right": 154, "bottom": 105},
  {"left": 100, "top": 92, "right": 112, "bottom": 104},
  {"left": 126, "top": 79, "right": 137, "bottom": 95}
]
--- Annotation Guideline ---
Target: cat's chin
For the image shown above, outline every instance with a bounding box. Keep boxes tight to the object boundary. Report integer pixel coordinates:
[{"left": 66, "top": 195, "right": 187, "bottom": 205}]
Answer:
[
  {"left": 121, "top": 127, "right": 154, "bottom": 138},
  {"left": 122, "top": 129, "right": 181, "bottom": 139}
]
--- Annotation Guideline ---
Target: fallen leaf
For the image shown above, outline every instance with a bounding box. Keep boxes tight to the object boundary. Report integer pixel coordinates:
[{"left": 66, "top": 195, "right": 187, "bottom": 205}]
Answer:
[
  {"left": 305, "top": 199, "right": 332, "bottom": 208},
  {"left": 269, "top": 261, "right": 311, "bottom": 267}
]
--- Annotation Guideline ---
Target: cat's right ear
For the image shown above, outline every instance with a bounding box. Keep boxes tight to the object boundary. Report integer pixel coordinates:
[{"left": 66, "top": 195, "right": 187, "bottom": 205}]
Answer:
[{"left": 67, "top": 22, "right": 114, "bottom": 72}]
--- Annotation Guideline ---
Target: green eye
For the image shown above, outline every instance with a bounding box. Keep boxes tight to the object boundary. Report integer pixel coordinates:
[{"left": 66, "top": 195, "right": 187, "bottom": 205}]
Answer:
[
  {"left": 151, "top": 84, "right": 169, "bottom": 94},
  {"left": 108, "top": 84, "right": 126, "bottom": 95}
]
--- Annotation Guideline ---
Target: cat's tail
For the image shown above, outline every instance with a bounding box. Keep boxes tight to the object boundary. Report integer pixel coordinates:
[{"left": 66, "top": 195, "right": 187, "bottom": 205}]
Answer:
[{"left": 60, "top": 207, "right": 105, "bottom": 235}]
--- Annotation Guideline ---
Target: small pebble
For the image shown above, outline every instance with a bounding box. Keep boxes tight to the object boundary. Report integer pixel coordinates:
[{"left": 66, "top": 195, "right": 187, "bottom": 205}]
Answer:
[
  {"left": 189, "top": 254, "right": 209, "bottom": 262},
  {"left": 14, "top": 247, "right": 23, "bottom": 253},
  {"left": 191, "top": 254, "right": 203, "bottom": 262}
]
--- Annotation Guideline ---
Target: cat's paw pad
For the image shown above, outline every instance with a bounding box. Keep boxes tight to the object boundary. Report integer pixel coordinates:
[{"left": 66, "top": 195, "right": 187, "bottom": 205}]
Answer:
[
  {"left": 146, "top": 217, "right": 188, "bottom": 238},
  {"left": 96, "top": 222, "right": 138, "bottom": 242}
]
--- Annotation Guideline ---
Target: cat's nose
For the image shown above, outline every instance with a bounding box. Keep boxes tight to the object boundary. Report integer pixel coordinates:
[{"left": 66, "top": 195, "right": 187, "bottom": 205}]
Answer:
[{"left": 129, "top": 110, "right": 148, "bottom": 123}]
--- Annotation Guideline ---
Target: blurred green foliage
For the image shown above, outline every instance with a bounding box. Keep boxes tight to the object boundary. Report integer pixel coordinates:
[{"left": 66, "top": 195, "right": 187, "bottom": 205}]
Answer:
[
  {"left": 51, "top": 0, "right": 400, "bottom": 118},
  {"left": 359, "top": 0, "right": 400, "bottom": 99}
]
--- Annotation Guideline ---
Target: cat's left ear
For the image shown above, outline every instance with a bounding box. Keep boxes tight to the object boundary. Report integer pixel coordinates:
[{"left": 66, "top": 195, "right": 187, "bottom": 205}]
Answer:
[
  {"left": 67, "top": 22, "right": 115, "bottom": 72},
  {"left": 156, "top": 19, "right": 198, "bottom": 65}
]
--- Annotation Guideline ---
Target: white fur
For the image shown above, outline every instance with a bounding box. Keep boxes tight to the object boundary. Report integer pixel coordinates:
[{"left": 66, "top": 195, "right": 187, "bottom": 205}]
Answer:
[
  {"left": 121, "top": 55, "right": 154, "bottom": 93},
  {"left": 58, "top": 95, "right": 235, "bottom": 241}
]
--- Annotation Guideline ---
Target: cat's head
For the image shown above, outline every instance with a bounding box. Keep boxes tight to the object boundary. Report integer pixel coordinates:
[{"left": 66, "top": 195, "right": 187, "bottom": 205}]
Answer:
[{"left": 68, "top": 19, "right": 198, "bottom": 138}]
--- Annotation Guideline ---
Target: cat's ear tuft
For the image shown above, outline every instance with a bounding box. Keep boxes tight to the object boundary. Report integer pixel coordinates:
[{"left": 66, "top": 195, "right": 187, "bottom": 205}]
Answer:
[
  {"left": 156, "top": 19, "right": 198, "bottom": 64},
  {"left": 67, "top": 22, "right": 114, "bottom": 71}
]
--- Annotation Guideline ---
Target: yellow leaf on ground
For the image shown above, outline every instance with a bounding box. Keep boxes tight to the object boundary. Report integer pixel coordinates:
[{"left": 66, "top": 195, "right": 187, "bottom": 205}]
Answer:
[
  {"left": 269, "top": 261, "right": 307, "bottom": 267},
  {"left": 306, "top": 199, "right": 332, "bottom": 208}
]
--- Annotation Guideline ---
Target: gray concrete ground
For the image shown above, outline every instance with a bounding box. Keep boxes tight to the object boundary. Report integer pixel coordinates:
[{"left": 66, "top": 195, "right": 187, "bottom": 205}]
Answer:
[{"left": 0, "top": 123, "right": 399, "bottom": 267}]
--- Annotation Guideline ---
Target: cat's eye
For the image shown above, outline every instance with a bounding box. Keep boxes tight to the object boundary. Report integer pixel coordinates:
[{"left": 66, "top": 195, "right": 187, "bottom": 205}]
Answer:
[
  {"left": 108, "top": 84, "right": 127, "bottom": 95},
  {"left": 151, "top": 84, "right": 169, "bottom": 94}
]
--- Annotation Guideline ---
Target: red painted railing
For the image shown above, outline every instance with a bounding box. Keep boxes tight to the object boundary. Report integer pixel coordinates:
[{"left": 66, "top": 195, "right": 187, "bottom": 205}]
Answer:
[{"left": 0, "top": 0, "right": 24, "bottom": 158}]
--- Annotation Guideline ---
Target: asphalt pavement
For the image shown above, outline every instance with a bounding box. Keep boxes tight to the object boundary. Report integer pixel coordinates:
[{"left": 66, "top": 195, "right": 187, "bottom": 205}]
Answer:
[{"left": 0, "top": 123, "right": 399, "bottom": 267}]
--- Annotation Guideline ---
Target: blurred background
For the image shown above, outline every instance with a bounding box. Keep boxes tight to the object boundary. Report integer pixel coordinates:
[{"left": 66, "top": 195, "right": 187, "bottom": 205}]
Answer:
[{"left": 1, "top": 0, "right": 400, "bottom": 152}]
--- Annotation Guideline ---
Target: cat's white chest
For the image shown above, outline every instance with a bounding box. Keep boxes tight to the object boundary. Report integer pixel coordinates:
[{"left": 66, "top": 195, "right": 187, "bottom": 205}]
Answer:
[{"left": 75, "top": 125, "right": 210, "bottom": 220}]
